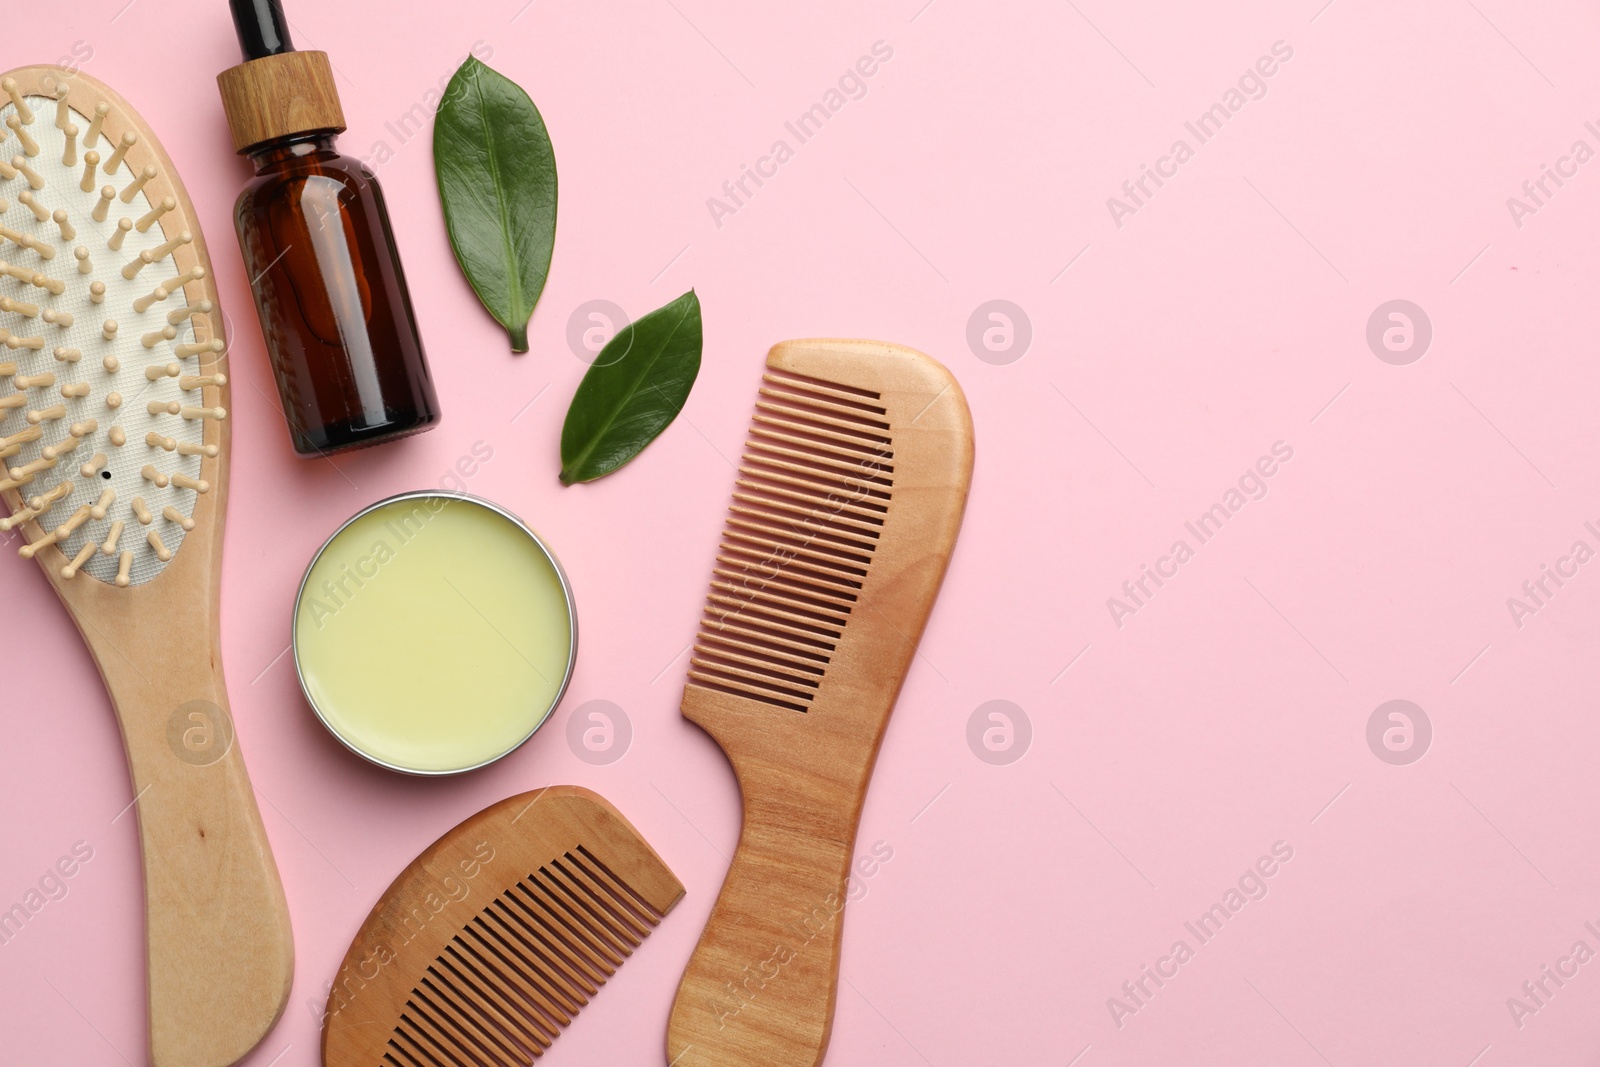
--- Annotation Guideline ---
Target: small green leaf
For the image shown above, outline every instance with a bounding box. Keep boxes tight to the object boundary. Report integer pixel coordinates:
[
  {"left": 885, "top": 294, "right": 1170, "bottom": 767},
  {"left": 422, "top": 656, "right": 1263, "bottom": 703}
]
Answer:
[
  {"left": 433, "top": 56, "right": 557, "bottom": 353},
  {"left": 560, "top": 291, "right": 703, "bottom": 485}
]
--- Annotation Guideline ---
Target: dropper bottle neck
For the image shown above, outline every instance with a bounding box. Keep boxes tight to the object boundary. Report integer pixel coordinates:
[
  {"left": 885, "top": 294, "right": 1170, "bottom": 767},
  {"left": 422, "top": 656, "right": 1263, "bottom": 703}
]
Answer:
[{"left": 244, "top": 130, "right": 340, "bottom": 173}]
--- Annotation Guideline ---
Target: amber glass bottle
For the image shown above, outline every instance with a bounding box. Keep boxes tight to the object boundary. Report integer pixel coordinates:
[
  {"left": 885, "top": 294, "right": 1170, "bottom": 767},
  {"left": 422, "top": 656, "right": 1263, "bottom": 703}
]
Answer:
[{"left": 218, "top": 0, "right": 439, "bottom": 456}]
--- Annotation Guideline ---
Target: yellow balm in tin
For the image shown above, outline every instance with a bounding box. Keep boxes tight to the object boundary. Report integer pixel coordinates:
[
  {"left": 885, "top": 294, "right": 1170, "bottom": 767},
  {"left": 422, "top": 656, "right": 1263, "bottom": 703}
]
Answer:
[{"left": 293, "top": 493, "right": 576, "bottom": 774}]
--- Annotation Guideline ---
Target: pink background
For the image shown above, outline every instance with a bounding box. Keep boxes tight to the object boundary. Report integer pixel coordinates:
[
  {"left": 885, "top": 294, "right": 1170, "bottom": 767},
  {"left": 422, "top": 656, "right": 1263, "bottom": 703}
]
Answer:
[{"left": 5, "top": 0, "right": 1600, "bottom": 1063}]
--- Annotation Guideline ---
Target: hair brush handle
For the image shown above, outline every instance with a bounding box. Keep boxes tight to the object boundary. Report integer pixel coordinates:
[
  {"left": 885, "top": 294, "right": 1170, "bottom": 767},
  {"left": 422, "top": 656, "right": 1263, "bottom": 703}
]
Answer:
[
  {"left": 667, "top": 745, "right": 865, "bottom": 1067},
  {"left": 82, "top": 615, "right": 293, "bottom": 1066}
]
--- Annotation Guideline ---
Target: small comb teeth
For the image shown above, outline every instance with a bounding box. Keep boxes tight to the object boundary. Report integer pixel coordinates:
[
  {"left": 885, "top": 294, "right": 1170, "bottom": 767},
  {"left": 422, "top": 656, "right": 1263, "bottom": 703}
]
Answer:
[
  {"left": 688, "top": 370, "right": 896, "bottom": 712},
  {"left": 385, "top": 853, "right": 664, "bottom": 1067}
]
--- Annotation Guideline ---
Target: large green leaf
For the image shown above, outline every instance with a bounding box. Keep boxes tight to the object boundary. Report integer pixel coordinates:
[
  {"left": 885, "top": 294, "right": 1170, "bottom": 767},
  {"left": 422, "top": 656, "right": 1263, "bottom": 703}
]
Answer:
[
  {"left": 560, "top": 291, "right": 703, "bottom": 484},
  {"left": 434, "top": 57, "right": 557, "bottom": 353}
]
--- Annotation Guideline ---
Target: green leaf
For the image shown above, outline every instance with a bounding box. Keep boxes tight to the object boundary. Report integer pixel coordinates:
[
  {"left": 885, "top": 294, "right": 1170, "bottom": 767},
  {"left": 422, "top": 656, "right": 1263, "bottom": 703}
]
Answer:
[
  {"left": 433, "top": 56, "right": 557, "bottom": 353},
  {"left": 560, "top": 291, "right": 703, "bottom": 485}
]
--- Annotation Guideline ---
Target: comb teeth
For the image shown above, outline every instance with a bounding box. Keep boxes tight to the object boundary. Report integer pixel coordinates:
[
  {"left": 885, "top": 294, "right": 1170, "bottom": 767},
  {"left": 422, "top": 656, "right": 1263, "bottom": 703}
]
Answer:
[
  {"left": 689, "top": 369, "right": 896, "bottom": 713},
  {"left": 385, "top": 847, "right": 665, "bottom": 1067}
]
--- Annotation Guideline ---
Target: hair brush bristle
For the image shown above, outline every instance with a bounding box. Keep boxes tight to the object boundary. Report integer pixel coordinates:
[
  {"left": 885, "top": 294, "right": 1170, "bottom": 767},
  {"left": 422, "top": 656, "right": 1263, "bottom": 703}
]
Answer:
[{"left": 0, "top": 77, "right": 226, "bottom": 587}]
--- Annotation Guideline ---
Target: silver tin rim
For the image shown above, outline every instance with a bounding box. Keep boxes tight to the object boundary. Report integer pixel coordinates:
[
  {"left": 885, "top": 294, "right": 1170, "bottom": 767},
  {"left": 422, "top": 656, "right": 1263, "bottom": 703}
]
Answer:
[{"left": 291, "top": 490, "right": 579, "bottom": 777}]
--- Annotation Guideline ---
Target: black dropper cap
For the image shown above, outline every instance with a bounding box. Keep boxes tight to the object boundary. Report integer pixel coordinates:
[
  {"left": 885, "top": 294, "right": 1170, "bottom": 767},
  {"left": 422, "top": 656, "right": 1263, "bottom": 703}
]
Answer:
[{"left": 230, "top": 0, "right": 295, "bottom": 61}]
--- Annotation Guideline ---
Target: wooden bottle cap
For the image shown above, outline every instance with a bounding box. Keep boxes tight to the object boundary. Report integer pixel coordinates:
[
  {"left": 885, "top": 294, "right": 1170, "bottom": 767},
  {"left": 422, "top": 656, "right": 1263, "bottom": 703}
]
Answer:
[{"left": 216, "top": 51, "right": 345, "bottom": 154}]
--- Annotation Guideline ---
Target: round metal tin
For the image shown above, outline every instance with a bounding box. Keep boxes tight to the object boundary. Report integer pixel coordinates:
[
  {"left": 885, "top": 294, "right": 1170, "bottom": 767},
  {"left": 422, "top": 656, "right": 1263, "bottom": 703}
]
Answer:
[{"left": 291, "top": 490, "right": 578, "bottom": 776}]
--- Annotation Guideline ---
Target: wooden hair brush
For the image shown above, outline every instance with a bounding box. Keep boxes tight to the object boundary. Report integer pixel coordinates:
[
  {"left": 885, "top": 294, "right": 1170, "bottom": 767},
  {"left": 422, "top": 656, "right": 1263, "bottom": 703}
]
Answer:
[
  {"left": 0, "top": 67, "right": 292, "bottom": 1064},
  {"left": 321, "top": 785, "right": 685, "bottom": 1066},
  {"left": 667, "top": 340, "right": 974, "bottom": 1067}
]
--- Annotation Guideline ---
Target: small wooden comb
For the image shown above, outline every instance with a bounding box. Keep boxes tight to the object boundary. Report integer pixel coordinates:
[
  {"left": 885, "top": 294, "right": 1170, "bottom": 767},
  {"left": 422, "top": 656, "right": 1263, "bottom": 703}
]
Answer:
[
  {"left": 322, "top": 786, "right": 685, "bottom": 1066},
  {"left": 667, "top": 340, "right": 975, "bottom": 1067}
]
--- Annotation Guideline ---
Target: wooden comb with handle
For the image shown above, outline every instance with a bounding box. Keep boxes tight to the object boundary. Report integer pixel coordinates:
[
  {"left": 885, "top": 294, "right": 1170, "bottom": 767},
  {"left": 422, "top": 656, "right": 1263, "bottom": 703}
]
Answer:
[
  {"left": 322, "top": 786, "right": 686, "bottom": 1066},
  {"left": 667, "top": 340, "right": 974, "bottom": 1067}
]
